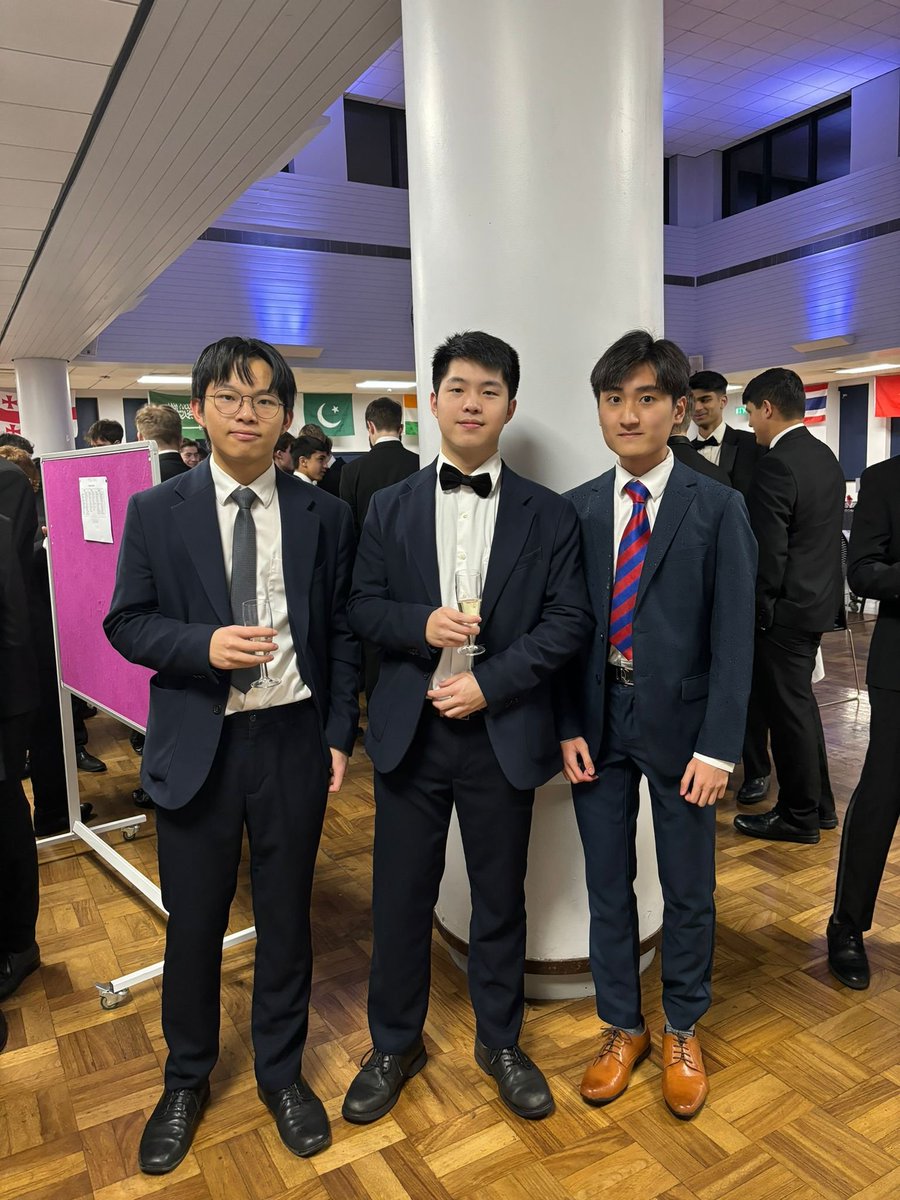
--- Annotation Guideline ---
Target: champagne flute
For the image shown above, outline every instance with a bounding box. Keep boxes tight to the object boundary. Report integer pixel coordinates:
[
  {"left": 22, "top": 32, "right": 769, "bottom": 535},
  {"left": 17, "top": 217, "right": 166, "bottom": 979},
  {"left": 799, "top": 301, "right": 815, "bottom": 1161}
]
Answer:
[
  {"left": 455, "top": 570, "right": 485, "bottom": 657},
  {"left": 241, "top": 596, "right": 280, "bottom": 689}
]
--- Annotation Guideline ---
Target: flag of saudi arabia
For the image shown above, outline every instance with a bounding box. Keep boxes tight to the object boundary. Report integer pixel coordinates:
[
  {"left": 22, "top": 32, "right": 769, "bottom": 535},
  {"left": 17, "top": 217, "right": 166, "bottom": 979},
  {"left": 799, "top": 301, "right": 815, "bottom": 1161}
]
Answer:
[
  {"left": 303, "top": 393, "right": 354, "bottom": 438},
  {"left": 148, "top": 391, "right": 206, "bottom": 442}
]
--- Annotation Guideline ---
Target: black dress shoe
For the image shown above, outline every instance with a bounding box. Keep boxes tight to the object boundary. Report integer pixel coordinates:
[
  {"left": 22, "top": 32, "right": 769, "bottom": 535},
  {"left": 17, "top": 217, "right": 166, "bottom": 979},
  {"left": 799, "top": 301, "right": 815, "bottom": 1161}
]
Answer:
[
  {"left": 819, "top": 808, "right": 839, "bottom": 830},
  {"left": 33, "top": 803, "right": 95, "bottom": 838},
  {"left": 83, "top": 704, "right": 98, "bottom": 719},
  {"left": 342, "top": 1039, "right": 427, "bottom": 1124},
  {"left": 0, "top": 1009, "right": 7, "bottom": 1053},
  {"left": 736, "top": 775, "right": 770, "bottom": 804},
  {"left": 130, "top": 731, "right": 145, "bottom": 755},
  {"left": 76, "top": 748, "right": 107, "bottom": 774},
  {"left": 0, "top": 943, "right": 40, "bottom": 1001},
  {"left": 733, "top": 809, "right": 820, "bottom": 844},
  {"left": 474, "top": 1038, "right": 554, "bottom": 1120},
  {"left": 827, "top": 918, "right": 870, "bottom": 990},
  {"left": 133, "top": 787, "right": 154, "bottom": 809},
  {"left": 258, "top": 1079, "right": 330, "bottom": 1157},
  {"left": 139, "top": 1083, "right": 210, "bottom": 1175}
]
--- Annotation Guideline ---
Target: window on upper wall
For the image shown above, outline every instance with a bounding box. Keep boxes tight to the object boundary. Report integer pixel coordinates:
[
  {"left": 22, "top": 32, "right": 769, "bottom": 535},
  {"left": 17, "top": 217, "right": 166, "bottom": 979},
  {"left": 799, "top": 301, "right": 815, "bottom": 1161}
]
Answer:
[
  {"left": 344, "top": 97, "right": 408, "bottom": 188},
  {"left": 722, "top": 97, "right": 851, "bottom": 217}
]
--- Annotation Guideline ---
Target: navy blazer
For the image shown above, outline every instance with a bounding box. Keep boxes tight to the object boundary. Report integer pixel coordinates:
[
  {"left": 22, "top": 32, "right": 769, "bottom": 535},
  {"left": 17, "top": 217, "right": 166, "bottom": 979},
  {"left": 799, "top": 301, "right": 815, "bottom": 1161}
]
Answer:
[
  {"left": 347, "top": 461, "right": 593, "bottom": 789},
  {"left": 104, "top": 459, "right": 359, "bottom": 810},
  {"left": 559, "top": 459, "right": 757, "bottom": 774}
]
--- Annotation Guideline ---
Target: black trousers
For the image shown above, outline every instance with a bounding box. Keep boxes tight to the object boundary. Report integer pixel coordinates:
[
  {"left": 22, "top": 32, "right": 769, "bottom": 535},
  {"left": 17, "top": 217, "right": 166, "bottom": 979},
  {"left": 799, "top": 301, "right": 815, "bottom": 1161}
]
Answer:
[
  {"left": 155, "top": 701, "right": 328, "bottom": 1092},
  {"left": 573, "top": 682, "right": 717, "bottom": 1033},
  {"left": 745, "top": 625, "right": 831, "bottom": 829},
  {"left": 368, "top": 707, "right": 534, "bottom": 1052},
  {"left": 833, "top": 686, "right": 900, "bottom": 931},
  {"left": 742, "top": 696, "right": 834, "bottom": 810},
  {"left": 29, "top": 665, "right": 69, "bottom": 825},
  {"left": 0, "top": 712, "right": 39, "bottom": 954}
]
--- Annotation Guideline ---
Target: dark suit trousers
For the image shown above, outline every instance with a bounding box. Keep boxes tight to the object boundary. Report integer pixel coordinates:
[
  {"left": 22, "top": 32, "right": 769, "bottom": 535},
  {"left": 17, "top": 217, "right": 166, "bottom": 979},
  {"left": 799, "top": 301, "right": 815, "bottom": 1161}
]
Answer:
[
  {"left": 573, "top": 682, "right": 717, "bottom": 1032},
  {"left": 155, "top": 701, "right": 328, "bottom": 1092},
  {"left": 368, "top": 706, "right": 534, "bottom": 1051},
  {"left": 833, "top": 686, "right": 900, "bottom": 930},
  {"left": 747, "top": 625, "right": 830, "bottom": 829},
  {"left": 0, "top": 712, "right": 39, "bottom": 953}
]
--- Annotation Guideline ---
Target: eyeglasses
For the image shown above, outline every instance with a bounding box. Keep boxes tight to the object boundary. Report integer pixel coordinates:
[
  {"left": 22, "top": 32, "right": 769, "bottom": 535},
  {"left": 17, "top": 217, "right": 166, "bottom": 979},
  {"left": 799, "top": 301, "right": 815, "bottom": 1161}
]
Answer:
[{"left": 205, "top": 390, "right": 284, "bottom": 420}]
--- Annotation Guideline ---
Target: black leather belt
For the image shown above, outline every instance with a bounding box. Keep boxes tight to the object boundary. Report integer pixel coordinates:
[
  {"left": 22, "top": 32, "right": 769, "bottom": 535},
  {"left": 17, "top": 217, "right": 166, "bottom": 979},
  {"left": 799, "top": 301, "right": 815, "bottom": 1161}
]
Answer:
[{"left": 609, "top": 663, "right": 635, "bottom": 686}]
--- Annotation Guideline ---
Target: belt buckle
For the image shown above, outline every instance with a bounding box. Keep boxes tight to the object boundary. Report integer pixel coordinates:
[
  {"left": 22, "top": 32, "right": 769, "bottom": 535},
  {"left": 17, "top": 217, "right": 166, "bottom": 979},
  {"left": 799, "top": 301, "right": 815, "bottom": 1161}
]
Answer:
[{"left": 614, "top": 664, "right": 635, "bottom": 687}]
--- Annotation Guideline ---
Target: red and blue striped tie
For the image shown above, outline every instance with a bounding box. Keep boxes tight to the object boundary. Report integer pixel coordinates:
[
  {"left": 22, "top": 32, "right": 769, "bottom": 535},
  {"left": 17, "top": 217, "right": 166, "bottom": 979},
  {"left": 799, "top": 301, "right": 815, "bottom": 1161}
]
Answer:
[{"left": 609, "top": 480, "right": 651, "bottom": 662}]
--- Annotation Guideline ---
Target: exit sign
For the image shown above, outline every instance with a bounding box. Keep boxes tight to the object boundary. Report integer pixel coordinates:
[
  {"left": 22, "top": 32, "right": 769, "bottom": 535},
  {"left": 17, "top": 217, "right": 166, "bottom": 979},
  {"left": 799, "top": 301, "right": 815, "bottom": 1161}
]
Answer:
[{"left": 735, "top": 405, "right": 748, "bottom": 415}]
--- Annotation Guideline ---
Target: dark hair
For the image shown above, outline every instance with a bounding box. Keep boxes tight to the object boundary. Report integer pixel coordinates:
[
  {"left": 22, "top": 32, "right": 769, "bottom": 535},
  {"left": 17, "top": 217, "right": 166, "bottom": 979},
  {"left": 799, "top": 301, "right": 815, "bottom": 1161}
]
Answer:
[
  {"left": 743, "top": 367, "right": 806, "bottom": 420},
  {"left": 365, "top": 396, "right": 403, "bottom": 432},
  {"left": 293, "top": 434, "right": 327, "bottom": 460},
  {"left": 181, "top": 437, "right": 198, "bottom": 450},
  {"left": 689, "top": 370, "right": 728, "bottom": 394},
  {"left": 86, "top": 419, "right": 124, "bottom": 444},
  {"left": 431, "top": 331, "right": 520, "bottom": 400},
  {"left": 299, "top": 422, "right": 332, "bottom": 454},
  {"left": 590, "top": 330, "right": 690, "bottom": 402},
  {"left": 192, "top": 336, "right": 296, "bottom": 415},
  {"left": 0, "top": 432, "right": 34, "bottom": 454},
  {"left": 274, "top": 432, "right": 295, "bottom": 454}
]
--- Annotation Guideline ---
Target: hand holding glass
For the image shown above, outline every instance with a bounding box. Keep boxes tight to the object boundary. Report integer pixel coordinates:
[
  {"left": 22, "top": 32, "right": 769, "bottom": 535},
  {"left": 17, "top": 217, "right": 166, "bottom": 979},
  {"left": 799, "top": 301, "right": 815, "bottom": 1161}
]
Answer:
[
  {"left": 455, "top": 570, "right": 485, "bottom": 657},
  {"left": 241, "top": 597, "right": 280, "bottom": 689}
]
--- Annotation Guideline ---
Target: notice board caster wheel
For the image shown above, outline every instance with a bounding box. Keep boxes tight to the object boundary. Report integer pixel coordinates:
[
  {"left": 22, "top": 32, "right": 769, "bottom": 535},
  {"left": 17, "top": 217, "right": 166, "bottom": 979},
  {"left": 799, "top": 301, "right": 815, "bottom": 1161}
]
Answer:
[
  {"left": 122, "top": 826, "right": 139, "bottom": 842},
  {"left": 96, "top": 983, "right": 131, "bottom": 1010}
]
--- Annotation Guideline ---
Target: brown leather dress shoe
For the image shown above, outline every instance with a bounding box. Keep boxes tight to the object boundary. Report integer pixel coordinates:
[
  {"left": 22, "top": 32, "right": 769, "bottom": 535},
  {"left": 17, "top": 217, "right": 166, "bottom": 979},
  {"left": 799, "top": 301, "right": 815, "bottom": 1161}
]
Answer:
[
  {"left": 580, "top": 1025, "right": 651, "bottom": 1105},
  {"left": 661, "top": 1031, "right": 708, "bottom": 1119}
]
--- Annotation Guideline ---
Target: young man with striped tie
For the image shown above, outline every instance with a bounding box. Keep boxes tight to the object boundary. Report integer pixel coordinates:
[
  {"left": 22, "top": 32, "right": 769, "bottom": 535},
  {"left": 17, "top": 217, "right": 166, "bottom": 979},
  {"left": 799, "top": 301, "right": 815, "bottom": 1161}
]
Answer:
[{"left": 558, "top": 331, "right": 756, "bottom": 1119}]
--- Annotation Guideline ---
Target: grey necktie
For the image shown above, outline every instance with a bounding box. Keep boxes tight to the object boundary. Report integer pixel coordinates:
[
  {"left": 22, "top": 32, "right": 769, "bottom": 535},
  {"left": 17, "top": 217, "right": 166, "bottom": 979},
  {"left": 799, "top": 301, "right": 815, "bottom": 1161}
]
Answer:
[{"left": 230, "top": 487, "right": 258, "bottom": 693}]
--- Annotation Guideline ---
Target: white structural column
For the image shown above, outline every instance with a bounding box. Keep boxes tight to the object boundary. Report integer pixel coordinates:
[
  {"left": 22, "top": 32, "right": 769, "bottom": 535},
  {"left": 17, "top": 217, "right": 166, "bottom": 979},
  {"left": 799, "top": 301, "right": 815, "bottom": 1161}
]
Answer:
[
  {"left": 14, "top": 358, "right": 74, "bottom": 454},
  {"left": 402, "top": 0, "right": 665, "bottom": 996}
]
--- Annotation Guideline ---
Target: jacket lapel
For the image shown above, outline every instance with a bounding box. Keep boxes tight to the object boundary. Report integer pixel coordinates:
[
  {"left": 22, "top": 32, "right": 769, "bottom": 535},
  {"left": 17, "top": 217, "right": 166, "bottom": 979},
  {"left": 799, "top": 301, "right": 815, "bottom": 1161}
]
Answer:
[
  {"left": 589, "top": 472, "right": 615, "bottom": 627},
  {"left": 174, "top": 461, "right": 231, "bottom": 625},
  {"left": 635, "top": 465, "right": 697, "bottom": 608},
  {"left": 399, "top": 463, "right": 441, "bottom": 605},
  {"left": 276, "top": 470, "right": 319, "bottom": 652},
  {"left": 481, "top": 466, "right": 535, "bottom": 622},
  {"left": 720, "top": 427, "right": 738, "bottom": 479}
]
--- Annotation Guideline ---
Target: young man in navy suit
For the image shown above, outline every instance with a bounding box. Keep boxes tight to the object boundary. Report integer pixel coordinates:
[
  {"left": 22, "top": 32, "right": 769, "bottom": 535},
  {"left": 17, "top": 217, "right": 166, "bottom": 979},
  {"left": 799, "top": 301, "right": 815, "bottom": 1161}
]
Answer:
[
  {"left": 105, "top": 338, "right": 358, "bottom": 1172},
  {"left": 560, "top": 331, "right": 756, "bottom": 1119},
  {"left": 343, "top": 331, "right": 592, "bottom": 1124}
]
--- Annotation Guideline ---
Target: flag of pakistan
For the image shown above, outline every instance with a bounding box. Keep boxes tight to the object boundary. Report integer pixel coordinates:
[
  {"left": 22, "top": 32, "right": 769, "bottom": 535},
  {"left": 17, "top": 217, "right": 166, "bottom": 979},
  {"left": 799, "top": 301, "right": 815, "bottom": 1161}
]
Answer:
[{"left": 303, "top": 393, "right": 354, "bottom": 438}]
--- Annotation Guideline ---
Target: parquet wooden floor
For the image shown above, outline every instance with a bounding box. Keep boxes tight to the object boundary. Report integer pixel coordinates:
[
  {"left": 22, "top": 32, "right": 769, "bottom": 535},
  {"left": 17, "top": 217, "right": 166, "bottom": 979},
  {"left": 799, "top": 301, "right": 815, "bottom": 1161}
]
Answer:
[{"left": 3, "top": 615, "right": 899, "bottom": 1200}]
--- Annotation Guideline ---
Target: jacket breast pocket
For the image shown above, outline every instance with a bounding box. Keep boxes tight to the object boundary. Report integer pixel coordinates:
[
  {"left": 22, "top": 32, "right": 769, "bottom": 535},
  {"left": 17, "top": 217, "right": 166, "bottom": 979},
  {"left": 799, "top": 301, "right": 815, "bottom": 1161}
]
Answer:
[{"left": 681, "top": 673, "right": 710, "bottom": 702}]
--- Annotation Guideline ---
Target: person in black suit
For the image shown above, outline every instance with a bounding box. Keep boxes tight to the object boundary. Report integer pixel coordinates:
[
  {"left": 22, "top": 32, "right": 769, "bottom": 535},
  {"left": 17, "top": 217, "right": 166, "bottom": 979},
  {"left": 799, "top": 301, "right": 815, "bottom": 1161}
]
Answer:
[
  {"left": 340, "top": 397, "right": 420, "bottom": 536},
  {"left": 733, "top": 369, "right": 844, "bottom": 845},
  {"left": 827, "top": 454, "right": 900, "bottom": 989},
  {"left": 135, "top": 404, "right": 191, "bottom": 481},
  {"left": 342, "top": 331, "right": 592, "bottom": 1126},
  {"left": 0, "top": 460, "right": 41, "bottom": 1016},
  {"left": 668, "top": 392, "right": 730, "bottom": 486},
  {"left": 560, "top": 331, "right": 756, "bottom": 1120},
  {"left": 300, "top": 424, "right": 345, "bottom": 497},
  {"left": 105, "top": 337, "right": 358, "bottom": 1173},
  {"left": 690, "top": 371, "right": 764, "bottom": 496}
]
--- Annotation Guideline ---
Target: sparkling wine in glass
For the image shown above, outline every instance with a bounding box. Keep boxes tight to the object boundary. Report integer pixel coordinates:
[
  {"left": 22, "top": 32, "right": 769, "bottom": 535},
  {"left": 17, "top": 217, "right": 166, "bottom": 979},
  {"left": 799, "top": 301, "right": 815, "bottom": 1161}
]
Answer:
[
  {"left": 455, "top": 570, "right": 485, "bottom": 657},
  {"left": 241, "top": 597, "right": 279, "bottom": 689}
]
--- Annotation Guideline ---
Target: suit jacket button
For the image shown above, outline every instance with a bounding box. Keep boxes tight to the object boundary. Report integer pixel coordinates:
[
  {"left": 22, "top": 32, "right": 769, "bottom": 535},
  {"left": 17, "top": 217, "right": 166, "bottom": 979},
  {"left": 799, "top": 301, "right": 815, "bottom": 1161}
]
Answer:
[{"left": 213, "top": 705, "right": 222, "bottom": 715}]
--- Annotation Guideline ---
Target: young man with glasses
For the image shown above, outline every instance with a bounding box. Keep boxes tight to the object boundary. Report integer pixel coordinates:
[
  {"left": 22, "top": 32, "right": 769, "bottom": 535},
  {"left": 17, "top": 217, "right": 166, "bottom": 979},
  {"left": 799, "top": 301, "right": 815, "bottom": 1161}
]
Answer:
[{"left": 105, "top": 337, "right": 358, "bottom": 1173}]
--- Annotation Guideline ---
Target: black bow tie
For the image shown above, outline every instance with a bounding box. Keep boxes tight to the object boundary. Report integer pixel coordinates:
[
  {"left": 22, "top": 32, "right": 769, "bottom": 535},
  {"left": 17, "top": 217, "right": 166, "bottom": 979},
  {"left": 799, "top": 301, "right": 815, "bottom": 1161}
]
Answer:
[
  {"left": 694, "top": 435, "right": 719, "bottom": 447},
  {"left": 439, "top": 463, "right": 493, "bottom": 498}
]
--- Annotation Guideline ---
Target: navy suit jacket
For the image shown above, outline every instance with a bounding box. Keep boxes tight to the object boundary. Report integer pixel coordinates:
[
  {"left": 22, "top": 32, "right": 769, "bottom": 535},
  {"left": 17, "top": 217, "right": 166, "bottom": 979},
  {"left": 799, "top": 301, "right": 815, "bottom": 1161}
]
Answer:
[
  {"left": 104, "top": 459, "right": 359, "bottom": 810},
  {"left": 347, "top": 461, "right": 593, "bottom": 790},
  {"left": 559, "top": 459, "right": 757, "bottom": 775}
]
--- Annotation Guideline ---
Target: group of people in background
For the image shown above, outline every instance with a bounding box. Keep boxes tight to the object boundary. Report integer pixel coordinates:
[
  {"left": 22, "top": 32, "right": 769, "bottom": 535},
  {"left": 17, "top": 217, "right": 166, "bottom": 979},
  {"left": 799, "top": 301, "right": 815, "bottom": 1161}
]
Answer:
[{"left": 0, "top": 328, "right": 897, "bottom": 1178}]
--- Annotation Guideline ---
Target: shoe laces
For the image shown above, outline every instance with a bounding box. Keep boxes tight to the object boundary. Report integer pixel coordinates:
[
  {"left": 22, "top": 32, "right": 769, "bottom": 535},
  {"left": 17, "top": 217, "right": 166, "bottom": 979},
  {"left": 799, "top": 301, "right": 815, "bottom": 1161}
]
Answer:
[
  {"left": 670, "top": 1033, "right": 699, "bottom": 1071},
  {"left": 160, "top": 1089, "right": 199, "bottom": 1119},
  {"left": 359, "top": 1047, "right": 395, "bottom": 1074},
  {"left": 594, "top": 1026, "right": 628, "bottom": 1064},
  {"left": 278, "top": 1081, "right": 313, "bottom": 1105},
  {"left": 489, "top": 1044, "right": 534, "bottom": 1072}
]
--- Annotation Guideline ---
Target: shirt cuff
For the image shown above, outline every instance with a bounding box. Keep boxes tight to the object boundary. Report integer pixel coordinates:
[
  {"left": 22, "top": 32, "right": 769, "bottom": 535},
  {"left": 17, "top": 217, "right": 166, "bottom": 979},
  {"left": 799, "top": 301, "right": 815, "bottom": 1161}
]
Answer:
[{"left": 693, "top": 752, "right": 735, "bottom": 773}]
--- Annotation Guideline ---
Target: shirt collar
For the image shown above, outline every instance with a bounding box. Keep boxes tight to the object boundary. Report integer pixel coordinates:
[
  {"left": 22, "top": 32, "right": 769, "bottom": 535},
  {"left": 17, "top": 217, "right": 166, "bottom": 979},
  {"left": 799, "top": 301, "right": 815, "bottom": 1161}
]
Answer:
[
  {"left": 294, "top": 470, "right": 317, "bottom": 484},
  {"left": 436, "top": 450, "right": 503, "bottom": 495},
  {"left": 210, "top": 455, "right": 278, "bottom": 508},
  {"left": 614, "top": 447, "right": 674, "bottom": 502},
  {"left": 373, "top": 434, "right": 401, "bottom": 444},
  {"left": 769, "top": 422, "right": 805, "bottom": 449}
]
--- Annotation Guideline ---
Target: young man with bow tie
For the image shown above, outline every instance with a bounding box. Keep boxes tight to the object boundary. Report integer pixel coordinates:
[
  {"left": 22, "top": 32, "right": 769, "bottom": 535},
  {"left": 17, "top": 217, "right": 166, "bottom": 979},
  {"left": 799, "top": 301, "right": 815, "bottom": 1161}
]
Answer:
[
  {"left": 105, "top": 337, "right": 358, "bottom": 1172},
  {"left": 343, "top": 331, "right": 592, "bottom": 1124},
  {"left": 559, "top": 331, "right": 756, "bottom": 1119},
  {"left": 689, "top": 370, "right": 764, "bottom": 498}
]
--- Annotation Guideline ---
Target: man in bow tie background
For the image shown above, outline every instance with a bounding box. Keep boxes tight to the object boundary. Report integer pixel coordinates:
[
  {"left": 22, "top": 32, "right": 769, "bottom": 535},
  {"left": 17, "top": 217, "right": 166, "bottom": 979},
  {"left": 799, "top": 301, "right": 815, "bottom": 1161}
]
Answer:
[
  {"left": 343, "top": 330, "right": 592, "bottom": 1125},
  {"left": 690, "top": 370, "right": 764, "bottom": 497}
]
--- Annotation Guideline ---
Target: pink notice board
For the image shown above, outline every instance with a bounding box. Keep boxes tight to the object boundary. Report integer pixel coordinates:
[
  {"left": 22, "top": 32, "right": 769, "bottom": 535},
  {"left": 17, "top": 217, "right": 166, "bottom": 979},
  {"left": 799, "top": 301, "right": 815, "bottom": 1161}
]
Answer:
[{"left": 42, "top": 445, "right": 158, "bottom": 731}]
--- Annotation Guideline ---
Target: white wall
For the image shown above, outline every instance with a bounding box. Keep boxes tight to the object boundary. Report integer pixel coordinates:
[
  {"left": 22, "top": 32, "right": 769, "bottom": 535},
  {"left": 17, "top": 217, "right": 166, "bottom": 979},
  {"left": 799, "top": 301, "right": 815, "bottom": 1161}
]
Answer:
[
  {"left": 288, "top": 97, "right": 348, "bottom": 182},
  {"left": 850, "top": 70, "right": 900, "bottom": 173}
]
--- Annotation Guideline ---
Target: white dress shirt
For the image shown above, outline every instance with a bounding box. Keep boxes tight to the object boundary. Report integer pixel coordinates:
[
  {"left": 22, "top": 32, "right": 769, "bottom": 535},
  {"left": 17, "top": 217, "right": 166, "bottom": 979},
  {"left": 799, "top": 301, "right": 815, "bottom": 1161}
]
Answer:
[
  {"left": 209, "top": 457, "right": 311, "bottom": 714},
  {"left": 294, "top": 469, "right": 317, "bottom": 484},
  {"left": 695, "top": 420, "right": 729, "bottom": 465},
  {"left": 610, "top": 449, "right": 733, "bottom": 773},
  {"left": 432, "top": 451, "right": 502, "bottom": 689}
]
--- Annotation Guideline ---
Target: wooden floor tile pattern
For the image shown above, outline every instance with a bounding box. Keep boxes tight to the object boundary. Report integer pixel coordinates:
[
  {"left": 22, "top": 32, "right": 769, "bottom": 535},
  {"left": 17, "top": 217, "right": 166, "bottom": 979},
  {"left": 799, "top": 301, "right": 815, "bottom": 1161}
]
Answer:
[{"left": 2, "top": 616, "right": 898, "bottom": 1198}]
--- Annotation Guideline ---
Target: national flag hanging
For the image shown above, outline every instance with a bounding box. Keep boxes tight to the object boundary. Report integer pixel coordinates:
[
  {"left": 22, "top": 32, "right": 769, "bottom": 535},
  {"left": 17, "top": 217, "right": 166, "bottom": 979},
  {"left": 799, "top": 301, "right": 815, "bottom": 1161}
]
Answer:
[
  {"left": 0, "top": 393, "right": 19, "bottom": 434},
  {"left": 403, "top": 393, "right": 418, "bottom": 437},
  {"left": 803, "top": 383, "right": 827, "bottom": 426},
  {"left": 874, "top": 374, "right": 900, "bottom": 418},
  {"left": 302, "top": 394, "right": 354, "bottom": 438},
  {"left": 148, "top": 391, "right": 206, "bottom": 441}
]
